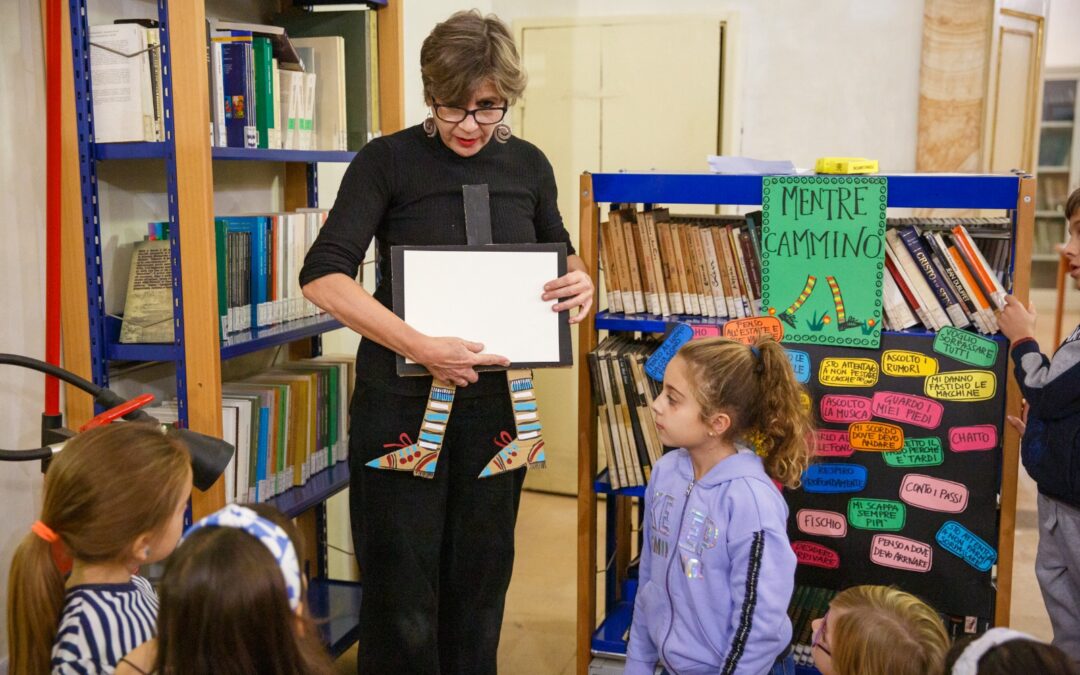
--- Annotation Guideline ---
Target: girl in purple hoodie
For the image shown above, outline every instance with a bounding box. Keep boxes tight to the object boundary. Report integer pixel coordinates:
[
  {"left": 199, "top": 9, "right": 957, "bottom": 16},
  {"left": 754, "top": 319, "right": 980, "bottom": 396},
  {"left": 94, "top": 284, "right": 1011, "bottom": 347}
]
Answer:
[{"left": 626, "top": 336, "right": 813, "bottom": 675}]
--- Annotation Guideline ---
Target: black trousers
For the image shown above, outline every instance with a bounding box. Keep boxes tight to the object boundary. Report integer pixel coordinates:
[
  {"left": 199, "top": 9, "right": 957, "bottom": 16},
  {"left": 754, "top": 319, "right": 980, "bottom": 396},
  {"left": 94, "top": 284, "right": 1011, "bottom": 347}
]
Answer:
[{"left": 348, "top": 382, "right": 526, "bottom": 675}]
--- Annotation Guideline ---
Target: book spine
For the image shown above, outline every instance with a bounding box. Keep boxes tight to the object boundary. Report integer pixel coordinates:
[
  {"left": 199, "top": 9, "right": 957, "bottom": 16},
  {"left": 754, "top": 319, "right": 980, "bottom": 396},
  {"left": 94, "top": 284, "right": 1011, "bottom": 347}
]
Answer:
[
  {"left": 884, "top": 246, "right": 933, "bottom": 329},
  {"left": 673, "top": 223, "right": 700, "bottom": 315},
  {"left": 927, "top": 232, "right": 986, "bottom": 332},
  {"left": 952, "top": 225, "right": 1007, "bottom": 309},
  {"left": 631, "top": 213, "right": 660, "bottom": 315},
  {"left": 690, "top": 226, "right": 716, "bottom": 317},
  {"left": 619, "top": 213, "right": 647, "bottom": 313},
  {"left": 898, "top": 226, "right": 969, "bottom": 328},
  {"left": 947, "top": 243, "right": 998, "bottom": 333},
  {"left": 643, "top": 211, "right": 670, "bottom": 316},
  {"left": 655, "top": 220, "right": 685, "bottom": 315},
  {"left": 598, "top": 221, "right": 624, "bottom": 314},
  {"left": 886, "top": 229, "right": 949, "bottom": 329}
]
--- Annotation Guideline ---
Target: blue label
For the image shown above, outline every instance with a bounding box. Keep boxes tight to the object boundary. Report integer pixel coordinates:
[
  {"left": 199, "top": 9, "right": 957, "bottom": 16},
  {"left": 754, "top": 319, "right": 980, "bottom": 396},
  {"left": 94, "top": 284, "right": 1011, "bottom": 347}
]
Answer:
[
  {"left": 785, "top": 349, "right": 811, "bottom": 383},
  {"left": 802, "top": 463, "right": 868, "bottom": 493},
  {"left": 645, "top": 323, "right": 694, "bottom": 382},
  {"left": 935, "top": 521, "right": 997, "bottom": 572}
]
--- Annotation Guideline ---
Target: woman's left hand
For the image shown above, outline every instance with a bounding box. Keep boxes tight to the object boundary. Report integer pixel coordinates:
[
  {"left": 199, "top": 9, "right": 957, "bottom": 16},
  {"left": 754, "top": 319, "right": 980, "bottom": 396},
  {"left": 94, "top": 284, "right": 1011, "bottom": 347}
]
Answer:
[{"left": 543, "top": 270, "right": 594, "bottom": 324}]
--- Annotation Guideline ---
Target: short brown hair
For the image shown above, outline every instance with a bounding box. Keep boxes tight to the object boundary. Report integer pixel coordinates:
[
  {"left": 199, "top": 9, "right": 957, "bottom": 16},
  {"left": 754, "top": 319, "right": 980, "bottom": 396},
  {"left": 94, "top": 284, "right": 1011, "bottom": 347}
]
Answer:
[
  {"left": 1065, "top": 186, "right": 1080, "bottom": 220},
  {"left": 420, "top": 10, "right": 526, "bottom": 107},
  {"left": 829, "top": 585, "right": 949, "bottom": 675}
]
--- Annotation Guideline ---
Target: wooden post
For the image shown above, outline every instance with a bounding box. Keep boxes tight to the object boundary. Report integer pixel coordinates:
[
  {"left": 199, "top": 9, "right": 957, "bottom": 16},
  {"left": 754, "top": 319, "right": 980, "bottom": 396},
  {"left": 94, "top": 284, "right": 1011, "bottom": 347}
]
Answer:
[
  {"left": 377, "top": 0, "right": 405, "bottom": 134},
  {"left": 577, "top": 174, "right": 599, "bottom": 675}
]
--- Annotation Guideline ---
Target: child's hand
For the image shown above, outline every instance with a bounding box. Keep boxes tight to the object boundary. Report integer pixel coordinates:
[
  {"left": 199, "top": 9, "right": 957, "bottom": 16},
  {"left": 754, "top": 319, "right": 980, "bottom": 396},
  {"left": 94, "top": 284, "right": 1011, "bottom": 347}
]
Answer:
[
  {"left": 997, "top": 295, "right": 1036, "bottom": 342},
  {"left": 1006, "top": 399, "right": 1029, "bottom": 435}
]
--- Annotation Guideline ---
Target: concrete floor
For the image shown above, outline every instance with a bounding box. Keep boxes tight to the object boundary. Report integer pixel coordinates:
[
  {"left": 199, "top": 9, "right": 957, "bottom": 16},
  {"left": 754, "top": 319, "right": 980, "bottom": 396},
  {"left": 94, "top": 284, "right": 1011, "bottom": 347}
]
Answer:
[{"left": 337, "top": 286, "right": 1080, "bottom": 675}]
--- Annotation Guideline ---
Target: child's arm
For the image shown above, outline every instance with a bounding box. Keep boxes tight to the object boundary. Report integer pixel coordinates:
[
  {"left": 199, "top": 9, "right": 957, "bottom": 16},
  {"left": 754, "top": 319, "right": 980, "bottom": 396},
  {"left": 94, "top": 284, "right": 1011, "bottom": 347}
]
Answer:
[
  {"left": 719, "top": 483, "right": 796, "bottom": 675},
  {"left": 1000, "top": 296, "right": 1080, "bottom": 417},
  {"left": 625, "top": 468, "right": 660, "bottom": 675}
]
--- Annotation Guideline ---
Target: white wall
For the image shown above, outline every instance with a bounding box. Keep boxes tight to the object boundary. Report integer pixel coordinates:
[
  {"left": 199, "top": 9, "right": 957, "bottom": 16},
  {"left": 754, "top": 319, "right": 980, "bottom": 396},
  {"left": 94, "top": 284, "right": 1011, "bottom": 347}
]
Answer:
[
  {"left": 0, "top": 0, "right": 48, "bottom": 664},
  {"left": 1046, "top": 0, "right": 1080, "bottom": 69}
]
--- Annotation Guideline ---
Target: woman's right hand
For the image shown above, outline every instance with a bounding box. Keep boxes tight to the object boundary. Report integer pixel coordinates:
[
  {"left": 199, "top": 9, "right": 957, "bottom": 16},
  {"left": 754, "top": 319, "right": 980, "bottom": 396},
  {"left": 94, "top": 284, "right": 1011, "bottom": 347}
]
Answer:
[{"left": 414, "top": 336, "right": 510, "bottom": 387}]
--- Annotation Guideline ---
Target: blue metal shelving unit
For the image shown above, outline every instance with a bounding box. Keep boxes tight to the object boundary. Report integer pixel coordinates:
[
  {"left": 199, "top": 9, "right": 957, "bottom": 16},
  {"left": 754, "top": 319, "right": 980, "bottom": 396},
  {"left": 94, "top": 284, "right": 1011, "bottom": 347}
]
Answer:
[
  {"left": 583, "top": 171, "right": 1026, "bottom": 666},
  {"left": 68, "top": 0, "right": 370, "bottom": 655}
]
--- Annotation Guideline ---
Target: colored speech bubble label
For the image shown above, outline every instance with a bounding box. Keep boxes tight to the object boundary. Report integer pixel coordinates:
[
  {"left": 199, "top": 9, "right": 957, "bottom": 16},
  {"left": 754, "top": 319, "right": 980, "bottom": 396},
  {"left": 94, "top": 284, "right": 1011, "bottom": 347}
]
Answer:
[
  {"left": 819, "top": 357, "right": 880, "bottom": 387},
  {"left": 848, "top": 421, "right": 905, "bottom": 451},
  {"left": 924, "top": 370, "right": 997, "bottom": 402},
  {"left": 936, "top": 521, "right": 997, "bottom": 572},
  {"left": 800, "top": 391, "right": 812, "bottom": 413},
  {"left": 785, "top": 349, "right": 811, "bottom": 383},
  {"left": 792, "top": 541, "right": 841, "bottom": 569},
  {"left": 820, "top": 395, "right": 873, "bottom": 423},
  {"left": 691, "top": 324, "right": 721, "bottom": 339},
  {"left": 933, "top": 326, "right": 1000, "bottom": 368},
  {"left": 870, "top": 391, "right": 944, "bottom": 429},
  {"left": 870, "top": 534, "right": 933, "bottom": 572},
  {"left": 796, "top": 509, "right": 848, "bottom": 538},
  {"left": 722, "top": 317, "right": 785, "bottom": 345},
  {"left": 948, "top": 425, "right": 998, "bottom": 453},
  {"left": 883, "top": 437, "right": 944, "bottom": 468},
  {"left": 802, "top": 463, "right": 868, "bottom": 493},
  {"left": 644, "top": 323, "right": 694, "bottom": 382},
  {"left": 881, "top": 350, "right": 939, "bottom": 377},
  {"left": 899, "top": 474, "right": 969, "bottom": 513},
  {"left": 817, "top": 429, "right": 855, "bottom": 457},
  {"left": 848, "top": 498, "right": 906, "bottom": 531}
]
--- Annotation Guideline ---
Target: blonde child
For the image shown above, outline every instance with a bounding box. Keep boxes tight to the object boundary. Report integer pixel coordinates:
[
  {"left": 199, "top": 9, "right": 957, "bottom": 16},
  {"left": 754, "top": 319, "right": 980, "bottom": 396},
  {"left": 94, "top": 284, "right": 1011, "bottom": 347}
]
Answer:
[
  {"left": 810, "top": 585, "right": 949, "bottom": 675},
  {"left": 625, "top": 335, "right": 813, "bottom": 675},
  {"left": 115, "top": 503, "right": 335, "bottom": 675},
  {"left": 6, "top": 423, "right": 193, "bottom": 674}
]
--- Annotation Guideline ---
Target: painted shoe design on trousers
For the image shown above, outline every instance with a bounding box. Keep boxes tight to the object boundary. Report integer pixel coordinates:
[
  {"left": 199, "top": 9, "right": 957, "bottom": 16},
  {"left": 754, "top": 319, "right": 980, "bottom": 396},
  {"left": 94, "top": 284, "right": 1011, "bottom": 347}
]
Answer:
[
  {"left": 366, "top": 381, "right": 455, "bottom": 479},
  {"left": 479, "top": 370, "right": 546, "bottom": 478}
]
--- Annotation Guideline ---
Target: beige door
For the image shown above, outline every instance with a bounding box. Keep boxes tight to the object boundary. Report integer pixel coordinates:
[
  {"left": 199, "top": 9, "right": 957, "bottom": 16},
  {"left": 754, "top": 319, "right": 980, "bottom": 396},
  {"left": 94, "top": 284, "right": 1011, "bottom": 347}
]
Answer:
[{"left": 517, "top": 18, "right": 725, "bottom": 494}]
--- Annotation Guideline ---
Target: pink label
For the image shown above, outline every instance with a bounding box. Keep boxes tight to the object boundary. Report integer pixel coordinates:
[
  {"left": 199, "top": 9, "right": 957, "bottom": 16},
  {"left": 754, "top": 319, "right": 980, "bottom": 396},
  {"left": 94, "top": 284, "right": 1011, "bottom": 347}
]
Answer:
[
  {"left": 817, "top": 429, "right": 855, "bottom": 457},
  {"left": 948, "top": 425, "right": 998, "bottom": 452},
  {"left": 870, "top": 534, "right": 933, "bottom": 572},
  {"left": 796, "top": 509, "right": 847, "bottom": 538},
  {"left": 870, "top": 392, "right": 944, "bottom": 429},
  {"left": 691, "top": 325, "right": 721, "bottom": 339},
  {"left": 820, "top": 395, "right": 873, "bottom": 423},
  {"left": 792, "top": 541, "right": 841, "bottom": 569},
  {"left": 899, "top": 474, "right": 969, "bottom": 513}
]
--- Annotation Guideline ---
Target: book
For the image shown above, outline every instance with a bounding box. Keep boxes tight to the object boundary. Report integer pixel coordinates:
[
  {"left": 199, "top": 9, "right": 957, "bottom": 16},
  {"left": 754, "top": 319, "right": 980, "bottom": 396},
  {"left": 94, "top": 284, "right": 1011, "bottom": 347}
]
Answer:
[
  {"left": 119, "top": 239, "right": 173, "bottom": 343},
  {"left": 89, "top": 24, "right": 155, "bottom": 143},
  {"left": 952, "top": 225, "right": 1007, "bottom": 310},
  {"left": 640, "top": 209, "right": 670, "bottom": 316},
  {"left": 598, "top": 220, "right": 623, "bottom": 313},
  {"left": 654, "top": 215, "right": 685, "bottom": 315},
  {"left": 886, "top": 229, "right": 950, "bottom": 329},
  {"left": 292, "top": 36, "right": 348, "bottom": 150},
  {"left": 253, "top": 37, "right": 275, "bottom": 149},
  {"left": 897, "top": 226, "right": 970, "bottom": 328},
  {"left": 214, "top": 31, "right": 259, "bottom": 149}
]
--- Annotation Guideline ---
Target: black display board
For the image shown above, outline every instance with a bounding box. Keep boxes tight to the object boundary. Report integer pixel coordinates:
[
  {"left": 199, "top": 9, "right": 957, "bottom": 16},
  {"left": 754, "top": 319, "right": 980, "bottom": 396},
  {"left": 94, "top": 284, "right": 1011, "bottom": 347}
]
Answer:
[{"left": 783, "top": 330, "right": 1008, "bottom": 620}]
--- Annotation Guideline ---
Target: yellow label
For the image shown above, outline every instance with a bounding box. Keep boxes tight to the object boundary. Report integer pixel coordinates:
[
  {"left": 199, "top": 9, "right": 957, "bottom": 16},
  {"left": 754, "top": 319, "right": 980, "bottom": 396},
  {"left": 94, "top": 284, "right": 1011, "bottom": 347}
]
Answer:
[
  {"left": 881, "top": 350, "right": 939, "bottom": 377},
  {"left": 923, "top": 370, "right": 997, "bottom": 402},
  {"left": 800, "top": 391, "right": 812, "bottom": 413},
  {"left": 819, "top": 357, "right": 880, "bottom": 387},
  {"left": 815, "top": 157, "right": 879, "bottom": 174}
]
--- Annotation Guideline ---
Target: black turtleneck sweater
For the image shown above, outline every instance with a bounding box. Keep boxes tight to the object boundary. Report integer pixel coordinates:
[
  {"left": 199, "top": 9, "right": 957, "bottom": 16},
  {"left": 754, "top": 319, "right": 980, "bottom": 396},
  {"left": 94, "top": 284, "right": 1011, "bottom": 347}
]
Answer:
[{"left": 299, "top": 124, "right": 576, "bottom": 397}]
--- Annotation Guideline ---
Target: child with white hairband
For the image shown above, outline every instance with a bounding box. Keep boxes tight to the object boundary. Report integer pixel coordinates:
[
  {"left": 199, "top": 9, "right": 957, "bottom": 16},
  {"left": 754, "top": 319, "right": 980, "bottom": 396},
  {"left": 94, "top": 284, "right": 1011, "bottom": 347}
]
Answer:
[
  {"left": 115, "top": 503, "right": 336, "bottom": 675},
  {"left": 943, "top": 627, "right": 1079, "bottom": 675}
]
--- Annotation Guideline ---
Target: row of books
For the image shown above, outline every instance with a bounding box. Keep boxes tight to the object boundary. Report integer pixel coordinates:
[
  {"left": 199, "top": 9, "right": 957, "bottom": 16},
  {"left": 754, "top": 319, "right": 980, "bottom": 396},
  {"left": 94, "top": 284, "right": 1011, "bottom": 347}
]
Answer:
[
  {"left": 118, "top": 209, "right": 330, "bottom": 344},
  {"left": 147, "top": 355, "right": 354, "bottom": 504},
  {"left": 89, "top": 9, "right": 380, "bottom": 151},
  {"left": 599, "top": 207, "right": 763, "bottom": 320},
  {"left": 598, "top": 207, "right": 1012, "bottom": 336},
  {"left": 586, "top": 335, "right": 666, "bottom": 491}
]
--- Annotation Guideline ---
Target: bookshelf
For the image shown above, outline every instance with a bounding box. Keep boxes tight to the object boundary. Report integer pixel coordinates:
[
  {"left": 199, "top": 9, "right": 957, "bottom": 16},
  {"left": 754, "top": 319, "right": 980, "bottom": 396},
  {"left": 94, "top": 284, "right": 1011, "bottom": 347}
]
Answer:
[
  {"left": 60, "top": 0, "right": 403, "bottom": 656},
  {"left": 1034, "top": 69, "right": 1080, "bottom": 285},
  {"left": 575, "top": 172, "right": 1034, "bottom": 674}
]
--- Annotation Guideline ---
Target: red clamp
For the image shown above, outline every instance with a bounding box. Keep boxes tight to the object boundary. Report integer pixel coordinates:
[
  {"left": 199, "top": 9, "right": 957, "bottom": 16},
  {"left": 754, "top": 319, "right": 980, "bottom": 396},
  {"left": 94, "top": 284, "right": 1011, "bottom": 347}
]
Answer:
[{"left": 79, "top": 393, "right": 156, "bottom": 432}]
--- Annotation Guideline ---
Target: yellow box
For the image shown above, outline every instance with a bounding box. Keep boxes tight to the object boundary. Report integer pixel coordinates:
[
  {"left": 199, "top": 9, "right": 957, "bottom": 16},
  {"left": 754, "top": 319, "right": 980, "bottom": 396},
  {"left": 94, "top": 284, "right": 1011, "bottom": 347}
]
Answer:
[{"left": 815, "top": 157, "right": 879, "bottom": 174}]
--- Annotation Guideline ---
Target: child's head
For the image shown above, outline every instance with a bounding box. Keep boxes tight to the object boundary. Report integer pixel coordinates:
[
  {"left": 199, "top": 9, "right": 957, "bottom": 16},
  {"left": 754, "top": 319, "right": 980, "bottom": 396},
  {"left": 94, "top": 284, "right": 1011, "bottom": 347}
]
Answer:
[
  {"left": 6, "top": 423, "right": 192, "bottom": 675},
  {"left": 154, "top": 503, "right": 335, "bottom": 675},
  {"left": 811, "top": 585, "right": 949, "bottom": 675},
  {"left": 943, "top": 629, "right": 1079, "bottom": 675},
  {"left": 652, "top": 335, "right": 813, "bottom": 486},
  {"left": 1064, "top": 186, "right": 1080, "bottom": 290}
]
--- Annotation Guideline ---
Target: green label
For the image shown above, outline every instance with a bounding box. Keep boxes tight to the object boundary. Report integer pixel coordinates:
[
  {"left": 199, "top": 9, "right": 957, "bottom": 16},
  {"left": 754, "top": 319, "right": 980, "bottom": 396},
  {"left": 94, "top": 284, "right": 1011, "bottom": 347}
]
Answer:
[
  {"left": 848, "top": 498, "right": 907, "bottom": 531},
  {"left": 932, "top": 326, "right": 999, "bottom": 367},
  {"left": 883, "top": 437, "right": 944, "bottom": 468},
  {"left": 759, "top": 176, "right": 887, "bottom": 349}
]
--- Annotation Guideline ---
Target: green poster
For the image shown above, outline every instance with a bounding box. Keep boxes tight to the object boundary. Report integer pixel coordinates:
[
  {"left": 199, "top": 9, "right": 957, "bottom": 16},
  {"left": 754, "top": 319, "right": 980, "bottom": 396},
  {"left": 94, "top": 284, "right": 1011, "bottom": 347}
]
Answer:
[{"left": 760, "top": 176, "right": 887, "bottom": 349}]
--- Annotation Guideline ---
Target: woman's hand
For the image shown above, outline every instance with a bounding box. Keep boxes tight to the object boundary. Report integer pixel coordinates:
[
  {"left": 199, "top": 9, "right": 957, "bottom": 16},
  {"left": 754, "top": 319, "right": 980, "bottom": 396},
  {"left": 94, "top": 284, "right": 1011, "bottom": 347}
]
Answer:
[
  {"left": 543, "top": 269, "right": 594, "bottom": 324},
  {"left": 413, "top": 336, "right": 510, "bottom": 387}
]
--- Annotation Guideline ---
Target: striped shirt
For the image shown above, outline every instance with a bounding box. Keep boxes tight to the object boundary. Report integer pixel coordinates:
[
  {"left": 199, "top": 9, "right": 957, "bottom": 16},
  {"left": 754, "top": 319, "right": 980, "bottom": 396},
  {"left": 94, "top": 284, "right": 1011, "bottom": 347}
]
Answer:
[{"left": 51, "top": 575, "right": 158, "bottom": 675}]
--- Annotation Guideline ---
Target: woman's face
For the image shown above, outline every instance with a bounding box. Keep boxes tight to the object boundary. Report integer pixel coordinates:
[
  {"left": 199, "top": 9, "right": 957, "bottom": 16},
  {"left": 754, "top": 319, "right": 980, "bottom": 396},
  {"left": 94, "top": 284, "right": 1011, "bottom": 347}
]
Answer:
[{"left": 431, "top": 81, "right": 505, "bottom": 158}]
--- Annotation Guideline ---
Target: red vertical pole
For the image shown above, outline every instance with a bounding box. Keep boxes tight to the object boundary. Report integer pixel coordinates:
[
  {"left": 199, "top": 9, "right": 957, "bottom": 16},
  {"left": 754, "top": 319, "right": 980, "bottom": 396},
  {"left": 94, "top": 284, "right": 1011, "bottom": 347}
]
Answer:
[{"left": 44, "top": 0, "right": 61, "bottom": 415}]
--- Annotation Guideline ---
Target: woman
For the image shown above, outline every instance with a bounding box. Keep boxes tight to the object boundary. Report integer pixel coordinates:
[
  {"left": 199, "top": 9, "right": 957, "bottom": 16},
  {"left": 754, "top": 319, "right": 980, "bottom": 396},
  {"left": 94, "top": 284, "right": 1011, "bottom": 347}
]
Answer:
[{"left": 299, "top": 10, "right": 593, "bottom": 675}]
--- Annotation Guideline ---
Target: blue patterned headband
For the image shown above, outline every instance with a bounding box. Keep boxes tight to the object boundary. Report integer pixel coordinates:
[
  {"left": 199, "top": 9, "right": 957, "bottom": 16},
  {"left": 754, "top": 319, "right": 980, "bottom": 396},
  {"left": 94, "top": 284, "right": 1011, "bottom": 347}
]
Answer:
[{"left": 182, "top": 504, "right": 302, "bottom": 611}]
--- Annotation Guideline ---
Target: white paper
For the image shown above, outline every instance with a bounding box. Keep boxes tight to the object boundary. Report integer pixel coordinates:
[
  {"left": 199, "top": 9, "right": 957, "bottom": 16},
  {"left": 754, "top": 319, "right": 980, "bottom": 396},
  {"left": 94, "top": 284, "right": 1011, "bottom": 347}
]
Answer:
[
  {"left": 402, "top": 249, "right": 561, "bottom": 364},
  {"left": 706, "top": 155, "right": 797, "bottom": 175}
]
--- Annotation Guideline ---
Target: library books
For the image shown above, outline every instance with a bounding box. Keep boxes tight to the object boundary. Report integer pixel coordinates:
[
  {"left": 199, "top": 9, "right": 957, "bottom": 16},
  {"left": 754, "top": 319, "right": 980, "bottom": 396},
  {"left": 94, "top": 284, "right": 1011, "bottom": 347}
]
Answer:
[
  {"left": 89, "top": 23, "right": 161, "bottom": 143},
  {"left": 292, "top": 37, "right": 348, "bottom": 151},
  {"left": 119, "top": 239, "right": 173, "bottom": 343},
  {"left": 598, "top": 209, "right": 1012, "bottom": 335},
  {"left": 146, "top": 354, "right": 353, "bottom": 505}
]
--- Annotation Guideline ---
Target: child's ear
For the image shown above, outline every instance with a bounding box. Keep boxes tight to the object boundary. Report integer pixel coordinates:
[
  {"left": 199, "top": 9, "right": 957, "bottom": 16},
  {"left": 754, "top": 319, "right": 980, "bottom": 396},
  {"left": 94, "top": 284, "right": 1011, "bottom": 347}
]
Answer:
[
  {"left": 129, "top": 533, "right": 153, "bottom": 564},
  {"left": 708, "top": 412, "right": 731, "bottom": 438}
]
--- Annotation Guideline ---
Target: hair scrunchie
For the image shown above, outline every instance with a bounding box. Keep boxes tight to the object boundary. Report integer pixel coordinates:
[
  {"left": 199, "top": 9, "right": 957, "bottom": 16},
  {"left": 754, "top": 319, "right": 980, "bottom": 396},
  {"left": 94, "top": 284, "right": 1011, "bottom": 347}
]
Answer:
[{"left": 182, "top": 504, "right": 302, "bottom": 611}]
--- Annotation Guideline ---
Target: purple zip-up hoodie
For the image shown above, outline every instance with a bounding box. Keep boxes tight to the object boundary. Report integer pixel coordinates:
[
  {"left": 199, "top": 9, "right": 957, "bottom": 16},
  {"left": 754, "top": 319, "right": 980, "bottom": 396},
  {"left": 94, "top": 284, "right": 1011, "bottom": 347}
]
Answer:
[{"left": 625, "top": 447, "right": 795, "bottom": 675}]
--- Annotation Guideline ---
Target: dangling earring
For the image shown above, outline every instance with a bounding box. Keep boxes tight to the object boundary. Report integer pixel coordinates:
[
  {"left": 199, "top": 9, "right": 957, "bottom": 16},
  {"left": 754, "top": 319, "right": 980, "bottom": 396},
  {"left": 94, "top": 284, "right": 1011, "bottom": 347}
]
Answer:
[
  {"left": 494, "top": 123, "right": 511, "bottom": 143},
  {"left": 423, "top": 112, "right": 437, "bottom": 138}
]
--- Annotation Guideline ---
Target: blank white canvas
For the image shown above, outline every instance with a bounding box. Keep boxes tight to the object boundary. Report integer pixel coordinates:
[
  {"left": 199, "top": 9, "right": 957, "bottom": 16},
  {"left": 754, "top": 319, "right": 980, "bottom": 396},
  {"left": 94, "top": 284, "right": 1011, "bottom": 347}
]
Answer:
[{"left": 402, "top": 249, "right": 561, "bottom": 364}]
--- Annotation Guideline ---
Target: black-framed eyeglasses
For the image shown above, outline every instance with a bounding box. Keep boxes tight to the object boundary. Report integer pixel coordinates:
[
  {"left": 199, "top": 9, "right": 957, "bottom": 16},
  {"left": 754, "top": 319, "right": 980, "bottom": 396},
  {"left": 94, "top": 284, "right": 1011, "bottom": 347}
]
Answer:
[
  {"left": 433, "top": 102, "right": 508, "bottom": 125},
  {"left": 811, "top": 610, "right": 831, "bottom": 657}
]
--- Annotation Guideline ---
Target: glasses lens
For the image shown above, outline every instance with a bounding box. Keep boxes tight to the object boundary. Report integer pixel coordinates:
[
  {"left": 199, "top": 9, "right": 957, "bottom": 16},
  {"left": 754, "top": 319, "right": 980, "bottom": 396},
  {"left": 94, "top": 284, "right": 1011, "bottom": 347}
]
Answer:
[
  {"left": 435, "top": 106, "right": 467, "bottom": 123},
  {"left": 474, "top": 108, "right": 506, "bottom": 124}
]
